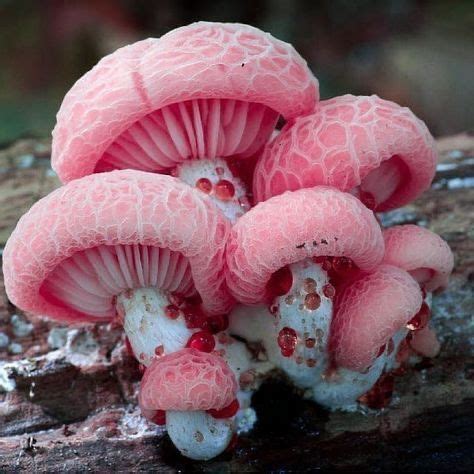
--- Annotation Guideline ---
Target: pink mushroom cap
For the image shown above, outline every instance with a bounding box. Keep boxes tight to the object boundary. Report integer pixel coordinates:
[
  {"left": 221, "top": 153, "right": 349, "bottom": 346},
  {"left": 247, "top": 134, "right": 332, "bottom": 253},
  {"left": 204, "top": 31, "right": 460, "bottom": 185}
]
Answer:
[
  {"left": 253, "top": 95, "right": 437, "bottom": 211},
  {"left": 226, "top": 186, "right": 384, "bottom": 304},
  {"left": 139, "top": 348, "right": 238, "bottom": 411},
  {"left": 3, "top": 170, "right": 232, "bottom": 323},
  {"left": 409, "top": 326, "right": 441, "bottom": 358},
  {"left": 52, "top": 21, "right": 319, "bottom": 183},
  {"left": 329, "top": 264, "right": 423, "bottom": 372},
  {"left": 382, "top": 225, "right": 454, "bottom": 292}
]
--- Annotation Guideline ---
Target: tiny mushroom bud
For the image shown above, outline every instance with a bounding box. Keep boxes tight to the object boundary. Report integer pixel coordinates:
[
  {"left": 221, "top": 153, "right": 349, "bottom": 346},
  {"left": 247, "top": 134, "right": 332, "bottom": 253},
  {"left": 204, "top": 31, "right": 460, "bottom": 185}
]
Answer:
[
  {"left": 253, "top": 95, "right": 437, "bottom": 212},
  {"left": 139, "top": 349, "right": 238, "bottom": 460},
  {"left": 52, "top": 22, "right": 318, "bottom": 221}
]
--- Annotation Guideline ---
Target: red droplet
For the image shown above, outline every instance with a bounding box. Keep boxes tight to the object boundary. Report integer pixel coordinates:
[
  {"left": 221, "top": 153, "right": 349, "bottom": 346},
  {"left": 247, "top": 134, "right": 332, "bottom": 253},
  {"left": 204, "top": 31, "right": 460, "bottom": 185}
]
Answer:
[
  {"left": 376, "top": 343, "right": 386, "bottom": 358},
  {"left": 208, "top": 399, "right": 240, "bottom": 419},
  {"left": 124, "top": 337, "right": 134, "bottom": 357},
  {"left": 406, "top": 302, "right": 431, "bottom": 331},
  {"left": 358, "top": 373, "right": 394, "bottom": 409},
  {"left": 360, "top": 190, "right": 377, "bottom": 211},
  {"left": 186, "top": 330, "right": 215, "bottom": 353},
  {"left": 215, "top": 166, "right": 225, "bottom": 176},
  {"left": 154, "top": 345, "right": 164, "bottom": 356},
  {"left": 266, "top": 266, "right": 293, "bottom": 300},
  {"left": 277, "top": 327, "right": 298, "bottom": 357},
  {"left": 304, "top": 292, "right": 321, "bottom": 310},
  {"left": 196, "top": 177, "right": 212, "bottom": 194},
  {"left": 164, "top": 304, "right": 180, "bottom": 320},
  {"left": 332, "top": 256, "right": 355, "bottom": 277},
  {"left": 215, "top": 179, "right": 235, "bottom": 201},
  {"left": 182, "top": 303, "right": 207, "bottom": 329},
  {"left": 322, "top": 283, "right": 336, "bottom": 298},
  {"left": 152, "top": 410, "right": 166, "bottom": 425}
]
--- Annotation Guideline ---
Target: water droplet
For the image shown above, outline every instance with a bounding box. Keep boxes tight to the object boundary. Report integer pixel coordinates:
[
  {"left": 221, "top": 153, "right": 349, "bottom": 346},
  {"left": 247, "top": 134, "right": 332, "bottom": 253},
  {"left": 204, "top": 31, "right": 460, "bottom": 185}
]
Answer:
[
  {"left": 196, "top": 177, "right": 212, "bottom": 194},
  {"left": 304, "top": 292, "right": 321, "bottom": 310},
  {"left": 277, "top": 327, "right": 298, "bottom": 357},
  {"left": 306, "top": 358, "right": 317, "bottom": 367},
  {"left": 186, "top": 330, "right": 215, "bottom": 353},
  {"left": 266, "top": 266, "right": 293, "bottom": 300},
  {"left": 215, "top": 179, "right": 235, "bottom": 200},
  {"left": 164, "top": 304, "right": 180, "bottom": 320},
  {"left": 303, "top": 278, "right": 317, "bottom": 293},
  {"left": 305, "top": 338, "right": 316, "bottom": 348},
  {"left": 323, "top": 283, "right": 336, "bottom": 298}
]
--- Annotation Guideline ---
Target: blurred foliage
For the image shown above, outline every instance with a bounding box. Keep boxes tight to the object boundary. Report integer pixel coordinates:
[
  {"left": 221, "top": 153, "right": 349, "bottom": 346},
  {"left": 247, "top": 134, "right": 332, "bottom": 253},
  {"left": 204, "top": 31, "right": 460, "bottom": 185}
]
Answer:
[{"left": 0, "top": 0, "right": 473, "bottom": 144}]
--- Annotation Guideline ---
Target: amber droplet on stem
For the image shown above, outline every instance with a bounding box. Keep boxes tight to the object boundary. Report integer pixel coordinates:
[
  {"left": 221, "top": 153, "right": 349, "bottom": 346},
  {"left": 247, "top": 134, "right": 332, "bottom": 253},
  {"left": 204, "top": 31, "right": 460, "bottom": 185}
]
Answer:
[
  {"left": 323, "top": 283, "right": 336, "bottom": 298},
  {"left": 358, "top": 373, "right": 394, "bottom": 409},
  {"left": 304, "top": 292, "right": 321, "bottom": 310}
]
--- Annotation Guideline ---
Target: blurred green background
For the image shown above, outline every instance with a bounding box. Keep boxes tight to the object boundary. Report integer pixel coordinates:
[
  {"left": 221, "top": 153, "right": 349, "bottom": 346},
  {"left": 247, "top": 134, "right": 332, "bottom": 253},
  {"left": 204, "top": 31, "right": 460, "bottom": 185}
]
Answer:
[{"left": 0, "top": 0, "right": 473, "bottom": 145}]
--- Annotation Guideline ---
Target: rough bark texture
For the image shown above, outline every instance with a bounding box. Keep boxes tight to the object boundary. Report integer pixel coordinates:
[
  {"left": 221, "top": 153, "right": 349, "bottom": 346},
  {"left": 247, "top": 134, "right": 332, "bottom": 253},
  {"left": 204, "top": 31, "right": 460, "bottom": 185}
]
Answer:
[{"left": 0, "top": 135, "right": 473, "bottom": 472}]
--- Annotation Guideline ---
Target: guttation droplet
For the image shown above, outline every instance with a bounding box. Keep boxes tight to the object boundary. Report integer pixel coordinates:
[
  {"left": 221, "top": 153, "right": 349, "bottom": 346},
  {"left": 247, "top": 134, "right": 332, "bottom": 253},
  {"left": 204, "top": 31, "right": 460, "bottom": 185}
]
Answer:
[
  {"left": 208, "top": 399, "right": 240, "bottom": 419},
  {"left": 215, "top": 179, "right": 235, "bottom": 201},
  {"left": 186, "top": 330, "right": 215, "bottom": 353},
  {"left": 266, "top": 266, "right": 293, "bottom": 300},
  {"left": 278, "top": 327, "right": 298, "bottom": 357},
  {"left": 196, "top": 177, "right": 212, "bottom": 194}
]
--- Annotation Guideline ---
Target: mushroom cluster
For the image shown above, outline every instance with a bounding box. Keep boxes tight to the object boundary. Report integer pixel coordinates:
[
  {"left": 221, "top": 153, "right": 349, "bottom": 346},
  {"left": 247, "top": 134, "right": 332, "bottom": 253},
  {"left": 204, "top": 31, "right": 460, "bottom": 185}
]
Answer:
[{"left": 3, "top": 22, "right": 453, "bottom": 461}]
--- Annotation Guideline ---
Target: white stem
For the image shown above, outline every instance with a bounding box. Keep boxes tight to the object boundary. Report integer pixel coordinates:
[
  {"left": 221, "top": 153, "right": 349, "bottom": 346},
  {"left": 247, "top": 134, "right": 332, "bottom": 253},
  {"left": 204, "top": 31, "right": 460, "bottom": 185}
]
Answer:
[
  {"left": 118, "top": 287, "right": 192, "bottom": 366},
  {"left": 166, "top": 410, "right": 234, "bottom": 461},
  {"left": 176, "top": 157, "right": 250, "bottom": 223}
]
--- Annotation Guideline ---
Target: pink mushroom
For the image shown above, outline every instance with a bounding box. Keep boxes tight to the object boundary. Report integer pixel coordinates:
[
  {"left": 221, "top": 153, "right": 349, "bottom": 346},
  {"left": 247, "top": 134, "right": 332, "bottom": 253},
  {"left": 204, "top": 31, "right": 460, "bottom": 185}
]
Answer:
[
  {"left": 139, "top": 348, "right": 238, "bottom": 460},
  {"left": 329, "top": 265, "right": 422, "bottom": 373},
  {"left": 52, "top": 22, "right": 318, "bottom": 221},
  {"left": 253, "top": 95, "right": 437, "bottom": 211},
  {"left": 226, "top": 186, "right": 384, "bottom": 388},
  {"left": 3, "top": 170, "right": 233, "bottom": 365},
  {"left": 382, "top": 224, "right": 454, "bottom": 361},
  {"left": 382, "top": 225, "right": 454, "bottom": 292}
]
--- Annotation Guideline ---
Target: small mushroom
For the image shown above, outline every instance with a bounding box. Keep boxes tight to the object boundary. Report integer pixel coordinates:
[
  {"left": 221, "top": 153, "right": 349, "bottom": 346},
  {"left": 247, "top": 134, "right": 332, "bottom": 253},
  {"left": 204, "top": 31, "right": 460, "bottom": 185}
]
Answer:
[
  {"left": 382, "top": 224, "right": 453, "bottom": 361},
  {"left": 253, "top": 94, "right": 437, "bottom": 211},
  {"left": 226, "top": 186, "right": 384, "bottom": 388},
  {"left": 328, "top": 265, "right": 422, "bottom": 373},
  {"left": 52, "top": 22, "right": 318, "bottom": 221},
  {"left": 3, "top": 170, "right": 233, "bottom": 364},
  {"left": 139, "top": 349, "right": 238, "bottom": 460}
]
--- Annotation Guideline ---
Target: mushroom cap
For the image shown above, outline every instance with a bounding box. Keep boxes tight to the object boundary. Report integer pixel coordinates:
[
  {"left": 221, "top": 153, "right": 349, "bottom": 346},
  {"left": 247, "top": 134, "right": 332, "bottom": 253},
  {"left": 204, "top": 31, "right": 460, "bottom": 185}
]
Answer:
[
  {"left": 226, "top": 186, "right": 384, "bottom": 304},
  {"left": 52, "top": 21, "right": 318, "bottom": 183},
  {"left": 329, "top": 264, "right": 422, "bottom": 372},
  {"left": 139, "top": 348, "right": 238, "bottom": 411},
  {"left": 3, "top": 170, "right": 232, "bottom": 323},
  {"left": 409, "top": 326, "right": 441, "bottom": 358},
  {"left": 253, "top": 94, "right": 437, "bottom": 211},
  {"left": 382, "top": 225, "right": 454, "bottom": 291}
]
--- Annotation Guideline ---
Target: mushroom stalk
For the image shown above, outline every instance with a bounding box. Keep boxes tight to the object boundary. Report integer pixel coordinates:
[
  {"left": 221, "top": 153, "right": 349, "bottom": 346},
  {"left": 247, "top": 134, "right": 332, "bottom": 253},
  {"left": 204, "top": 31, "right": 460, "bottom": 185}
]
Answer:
[
  {"left": 176, "top": 157, "right": 250, "bottom": 223},
  {"left": 117, "top": 288, "right": 193, "bottom": 365}
]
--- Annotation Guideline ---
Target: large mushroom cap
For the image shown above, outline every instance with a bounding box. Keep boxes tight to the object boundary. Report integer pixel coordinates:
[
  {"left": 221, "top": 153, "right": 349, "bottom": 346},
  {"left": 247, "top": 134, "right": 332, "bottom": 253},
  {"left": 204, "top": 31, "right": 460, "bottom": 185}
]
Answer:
[
  {"left": 253, "top": 94, "right": 437, "bottom": 211},
  {"left": 3, "top": 170, "right": 232, "bottom": 322},
  {"left": 226, "top": 186, "right": 384, "bottom": 304},
  {"left": 52, "top": 21, "right": 318, "bottom": 183},
  {"left": 139, "top": 348, "right": 237, "bottom": 411},
  {"left": 382, "top": 225, "right": 454, "bottom": 291},
  {"left": 329, "top": 265, "right": 422, "bottom": 372}
]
